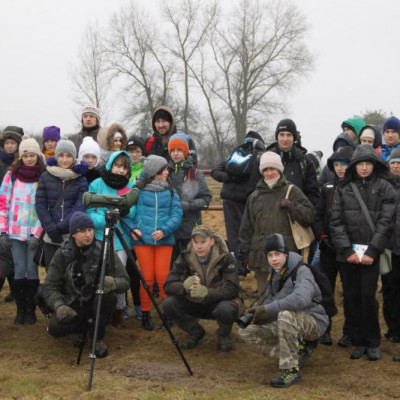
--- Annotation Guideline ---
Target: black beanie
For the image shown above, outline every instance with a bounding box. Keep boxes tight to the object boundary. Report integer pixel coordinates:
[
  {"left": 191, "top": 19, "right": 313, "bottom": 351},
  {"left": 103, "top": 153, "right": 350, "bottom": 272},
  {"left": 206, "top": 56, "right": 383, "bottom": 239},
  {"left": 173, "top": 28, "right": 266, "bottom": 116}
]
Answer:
[
  {"left": 153, "top": 109, "right": 173, "bottom": 124},
  {"left": 69, "top": 211, "right": 94, "bottom": 235},
  {"left": 126, "top": 135, "right": 145, "bottom": 153},
  {"left": 275, "top": 119, "right": 298, "bottom": 140},
  {"left": 327, "top": 146, "right": 354, "bottom": 172},
  {"left": 263, "top": 233, "right": 288, "bottom": 254},
  {"left": 246, "top": 130, "right": 264, "bottom": 143}
]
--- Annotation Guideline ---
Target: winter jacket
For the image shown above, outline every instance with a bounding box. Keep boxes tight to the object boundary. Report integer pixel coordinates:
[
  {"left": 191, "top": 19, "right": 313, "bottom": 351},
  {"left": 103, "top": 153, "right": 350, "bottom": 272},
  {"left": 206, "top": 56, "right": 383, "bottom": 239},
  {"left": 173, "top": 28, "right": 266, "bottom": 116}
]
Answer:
[
  {"left": 164, "top": 234, "right": 240, "bottom": 308},
  {"left": 129, "top": 162, "right": 143, "bottom": 184},
  {"left": 266, "top": 142, "right": 320, "bottom": 206},
  {"left": 390, "top": 175, "right": 400, "bottom": 255},
  {"left": 42, "top": 237, "right": 130, "bottom": 311},
  {"left": 168, "top": 157, "right": 212, "bottom": 240},
  {"left": 87, "top": 151, "right": 137, "bottom": 251},
  {"left": 69, "top": 126, "right": 101, "bottom": 153},
  {"left": 239, "top": 175, "right": 315, "bottom": 272},
  {"left": 127, "top": 184, "right": 183, "bottom": 246},
  {"left": 211, "top": 134, "right": 265, "bottom": 202},
  {"left": 341, "top": 118, "right": 366, "bottom": 142},
  {"left": 97, "top": 123, "right": 128, "bottom": 164},
  {"left": 145, "top": 106, "right": 198, "bottom": 166},
  {"left": 259, "top": 252, "right": 329, "bottom": 335},
  {"left": 314, "top": 179, "right": 338, "bottom": 239},
  {"left": 382, "top": 142, "right": 400, "bottom": 162},
  {"left": 35, "top": 171, "right": 88, "bottom": 243},
  {"left": 0, "top": 172, "right": 40, "bottom": 240},
  {"left": 330, "top": 145, "right": 396, "bottom": 262}
]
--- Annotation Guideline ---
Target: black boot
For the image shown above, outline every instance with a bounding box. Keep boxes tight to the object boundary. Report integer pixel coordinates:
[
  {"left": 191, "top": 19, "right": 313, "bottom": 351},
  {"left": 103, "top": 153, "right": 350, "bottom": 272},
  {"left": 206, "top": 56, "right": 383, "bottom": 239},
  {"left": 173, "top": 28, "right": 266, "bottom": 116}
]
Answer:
[
  {"left": 175, "top": 315, "right": 205, "bottom": 349},
  {"left": 141, "top": 311, "right": 154, "bottom": 331},
  {"left": 4, "top": 274, "right": 15, "bottom": 303},
  {"left": 13, "top": 279, "right": 26, "bottom": 325},
  {"left": 217, "top": 322, "right": 233, "bottom": 352},
  {"left": 24, "top": 279, "right": 39, "bottom": 325}
]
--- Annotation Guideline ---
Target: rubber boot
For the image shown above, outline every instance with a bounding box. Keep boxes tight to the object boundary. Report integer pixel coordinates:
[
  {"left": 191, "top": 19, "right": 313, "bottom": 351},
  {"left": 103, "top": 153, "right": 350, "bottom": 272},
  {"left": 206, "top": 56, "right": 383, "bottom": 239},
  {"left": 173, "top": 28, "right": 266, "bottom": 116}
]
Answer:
[
  {"left": 13, "top": 279, "right": 26, "bottom": 325},
  {"left": 175, "top": 315, "right": 205, "bottom": 349},
  {"left": 24, "top": 279, "right": 39, "bottom": 325},
  {"left": 217, "top": 322, "right": 233, "bottom": 352},
  {"left": 141, "top": 311, "right": 154, "bottom": 331}
]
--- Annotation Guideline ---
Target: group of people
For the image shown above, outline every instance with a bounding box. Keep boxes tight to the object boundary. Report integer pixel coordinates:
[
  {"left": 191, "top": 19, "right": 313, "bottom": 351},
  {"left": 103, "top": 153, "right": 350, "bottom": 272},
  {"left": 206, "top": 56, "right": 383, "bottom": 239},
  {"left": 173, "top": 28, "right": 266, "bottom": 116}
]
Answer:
[{"left": 1, "top": 105, "right": 400, "bottom": 389}]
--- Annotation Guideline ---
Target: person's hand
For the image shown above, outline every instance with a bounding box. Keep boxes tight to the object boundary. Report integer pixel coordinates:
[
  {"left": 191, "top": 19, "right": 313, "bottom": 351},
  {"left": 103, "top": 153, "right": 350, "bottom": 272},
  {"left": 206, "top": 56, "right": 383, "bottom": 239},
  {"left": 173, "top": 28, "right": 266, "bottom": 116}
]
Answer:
[
  {"left": 0, "top": 233, "right": 10, "bottom": 251},
  {"left": 279, "top": 198, "right": 292, "bottom": 209},
  {"left": 320, "top": 237, "right": 335, "bottom": 254},
  {"left": 347, "top": 253, "right": 360, "bottom": 264},
  {"left": 55, "top": 304, "right": 78, "bottom": 323},
  {"left": 151, "top": 230, "right": 164, "bottom": 241},
  {"left": 131, "top": 228, "right": 142, "bottom": 241},
  {"left": 361, "top": 255, "right": 374, "bottom": 265},
  {"left": 29, "top": 236, "right": 39, "bottom": 251},
  {"left": 47, "top": 227, "right": 63, "bottom": 244},
  {"left": 183, "top": 275, "right": 198, "bottom": 293},
  {"left": 103, "top": 276, "right": 117, "bottom": 293},
  {"left": 248, "top": 306, "right": 269, "bottom": 325},
  {"left": 190, "top": 284, "right": 208, "bottom": 299}
]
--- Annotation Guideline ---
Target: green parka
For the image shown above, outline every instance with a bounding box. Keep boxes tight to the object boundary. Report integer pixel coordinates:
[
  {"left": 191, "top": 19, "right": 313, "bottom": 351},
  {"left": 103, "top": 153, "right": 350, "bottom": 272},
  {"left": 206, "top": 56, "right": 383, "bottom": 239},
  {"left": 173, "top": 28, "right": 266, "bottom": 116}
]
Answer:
[{"left": 239, "top": 175, "right": 315, "bottom": 272}]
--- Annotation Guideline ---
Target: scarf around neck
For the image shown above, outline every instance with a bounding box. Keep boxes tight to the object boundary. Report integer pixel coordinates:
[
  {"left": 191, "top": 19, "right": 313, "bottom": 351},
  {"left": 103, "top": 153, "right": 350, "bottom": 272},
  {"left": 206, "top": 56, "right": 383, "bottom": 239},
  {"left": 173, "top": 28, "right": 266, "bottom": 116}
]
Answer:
[
  {"left": 16, "top": 165, "right": 41, "bottom": 182},
  {"left": 101, "top": 168, "right": 129, "bottom": 190},
  {"left": 0, "top": 151, "right": 15, "bottom": 165},
  {"left": 144, "top": 179, "right": 170, "bottom": 192},
  {"left": 47, "top": 166, "right": 80, "bottom": 181}
]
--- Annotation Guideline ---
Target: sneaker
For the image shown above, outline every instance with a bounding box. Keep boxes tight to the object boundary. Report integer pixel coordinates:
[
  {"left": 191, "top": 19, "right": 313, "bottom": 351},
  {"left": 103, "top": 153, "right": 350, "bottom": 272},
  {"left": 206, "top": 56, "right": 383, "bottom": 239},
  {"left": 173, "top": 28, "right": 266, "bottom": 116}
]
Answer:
[
  {"left": 367, "top": 347, "right": 380, "bottom": 361},
  {"left": 298, "top": 341, "right": 316, "bottom": 368},
  {"left": 338, "top": 335, "right": 352, "bottom": 347},
  {"left": 95, "top": 340, "right": 108, "bottom": 358},
  {"left": 270, "top": 367, "right": 301, "bottom": 388},
  {"left": 123, "top": 305, "right": 130, "bottom": 319},
  {"left": 350, "top": 346, "right": 366, "bottom": 359},
  {"left": 134, "top": 305, "right": 142, "bottom": 320},
  {"left": 319, "top": 332, "right": 333, "bottom": 346}
]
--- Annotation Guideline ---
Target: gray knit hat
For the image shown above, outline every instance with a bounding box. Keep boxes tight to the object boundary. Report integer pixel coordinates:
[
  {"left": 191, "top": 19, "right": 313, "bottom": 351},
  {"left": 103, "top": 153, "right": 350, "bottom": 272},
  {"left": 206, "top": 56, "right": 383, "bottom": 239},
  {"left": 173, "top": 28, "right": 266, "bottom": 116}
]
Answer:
[
  {"left": 142, "top": 155, "right": 168, "bottom": 178},
  {"left": 55, "top": 139, "right": 77, "bottom": 161},
  {"left": 389, "top": 147, "right": 400, "bottom": 164},
  {"left": 259, "top": 151, "right": 284, "bottom": 174}
]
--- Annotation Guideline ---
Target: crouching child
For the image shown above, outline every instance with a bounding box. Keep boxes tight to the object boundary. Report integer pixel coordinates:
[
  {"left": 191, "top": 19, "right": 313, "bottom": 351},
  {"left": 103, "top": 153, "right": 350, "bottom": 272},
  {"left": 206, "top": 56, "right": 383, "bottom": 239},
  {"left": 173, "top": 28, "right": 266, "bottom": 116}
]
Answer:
[
  {"left": 163, "top": 225, "right": 241, "bottom": 352},
  {"left": 42, "top": 211, "right": 130, "bottom": 358},
  {"left": 239, "top": 233, "right": 328, "bottom": 388}
]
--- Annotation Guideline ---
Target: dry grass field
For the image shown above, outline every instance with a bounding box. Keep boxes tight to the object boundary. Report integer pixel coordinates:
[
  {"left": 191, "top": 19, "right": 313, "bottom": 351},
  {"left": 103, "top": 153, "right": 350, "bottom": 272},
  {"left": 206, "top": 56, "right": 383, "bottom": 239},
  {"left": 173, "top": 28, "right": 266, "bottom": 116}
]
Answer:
[{"left": 1, "top": 178, "right": 400, "bottom": 399}]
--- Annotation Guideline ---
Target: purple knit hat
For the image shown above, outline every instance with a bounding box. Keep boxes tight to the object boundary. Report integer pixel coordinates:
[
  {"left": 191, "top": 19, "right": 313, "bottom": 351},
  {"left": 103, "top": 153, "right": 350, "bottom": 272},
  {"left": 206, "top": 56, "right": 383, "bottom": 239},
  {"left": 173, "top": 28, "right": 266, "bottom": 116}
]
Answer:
[{"left": 43, "top": 126, "right": 61, "bottom": 142}]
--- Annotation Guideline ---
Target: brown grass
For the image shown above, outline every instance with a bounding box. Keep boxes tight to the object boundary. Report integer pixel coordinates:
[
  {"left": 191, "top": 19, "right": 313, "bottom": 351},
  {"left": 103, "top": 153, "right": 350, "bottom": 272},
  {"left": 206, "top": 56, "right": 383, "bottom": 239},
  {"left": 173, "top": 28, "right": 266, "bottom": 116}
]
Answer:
[{"left": 1, "top": 180, "right": 400, "bottom": 399}]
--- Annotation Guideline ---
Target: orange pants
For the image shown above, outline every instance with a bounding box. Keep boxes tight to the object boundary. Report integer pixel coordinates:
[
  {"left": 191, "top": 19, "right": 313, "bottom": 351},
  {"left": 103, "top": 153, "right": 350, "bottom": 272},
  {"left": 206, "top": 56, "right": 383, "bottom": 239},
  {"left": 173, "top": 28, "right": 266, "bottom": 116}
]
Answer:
[{"left": 134, "top": 245, "right": 173, "bottom": 312}]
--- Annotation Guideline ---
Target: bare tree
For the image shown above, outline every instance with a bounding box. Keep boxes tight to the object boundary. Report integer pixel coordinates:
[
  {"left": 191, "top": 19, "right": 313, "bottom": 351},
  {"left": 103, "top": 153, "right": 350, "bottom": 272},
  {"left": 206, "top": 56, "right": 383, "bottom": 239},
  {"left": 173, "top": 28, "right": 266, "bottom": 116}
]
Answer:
[
  {"left": 210, "top": 0, "right": 314, "bottom": 144},
  {"left": 70, "top": 23, "right": 110, "bottom": 117},
  {"left": 162, "top": 0, "right": 218, "bottom": 135}
]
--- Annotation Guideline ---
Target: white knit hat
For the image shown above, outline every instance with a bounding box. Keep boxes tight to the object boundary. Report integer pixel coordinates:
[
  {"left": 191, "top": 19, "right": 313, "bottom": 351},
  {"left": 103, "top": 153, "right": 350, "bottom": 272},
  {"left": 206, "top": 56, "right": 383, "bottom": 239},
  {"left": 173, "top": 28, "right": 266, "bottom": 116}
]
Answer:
[
  {"left": 78, "top": 136, "right": 101, "bottom": 166},
  {"left": 19, "top": 138, "right": 42, "bottom": 157},
  {"left": 360, "top": 127, "right": 375, "bottom": 140},
  {"left": 259, "top": 151, "right": 284, "bottom": 174}
]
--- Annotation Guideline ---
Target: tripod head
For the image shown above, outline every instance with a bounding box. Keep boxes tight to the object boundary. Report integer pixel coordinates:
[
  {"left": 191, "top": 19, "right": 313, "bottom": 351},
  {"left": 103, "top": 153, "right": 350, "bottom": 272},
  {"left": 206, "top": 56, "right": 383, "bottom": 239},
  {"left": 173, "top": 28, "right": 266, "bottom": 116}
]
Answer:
[{"left": 105, "top": 209, "right": 120, "bottom": 226}]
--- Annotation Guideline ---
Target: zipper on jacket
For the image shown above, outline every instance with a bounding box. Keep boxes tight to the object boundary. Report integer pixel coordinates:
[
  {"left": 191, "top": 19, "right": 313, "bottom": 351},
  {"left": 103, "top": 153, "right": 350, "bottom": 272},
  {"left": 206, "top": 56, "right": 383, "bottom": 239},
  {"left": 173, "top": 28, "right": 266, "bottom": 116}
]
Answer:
[
  {"left": 154, "top": 191, "right": 158, "bottom": 245},
  {"left": 60, "top": 180, "right": 65, "bottom": 221}
]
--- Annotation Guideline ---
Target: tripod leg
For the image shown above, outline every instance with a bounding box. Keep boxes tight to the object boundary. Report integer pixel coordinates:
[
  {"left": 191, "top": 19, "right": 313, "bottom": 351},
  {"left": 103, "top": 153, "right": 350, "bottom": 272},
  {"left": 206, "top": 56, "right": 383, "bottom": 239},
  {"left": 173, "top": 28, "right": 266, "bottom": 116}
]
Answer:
[
  {"left": 115, "top": 227, "right": 193, "bottom": 376},
  {"left": 75, "top": 328, "right": 87, "bottom": 367}
]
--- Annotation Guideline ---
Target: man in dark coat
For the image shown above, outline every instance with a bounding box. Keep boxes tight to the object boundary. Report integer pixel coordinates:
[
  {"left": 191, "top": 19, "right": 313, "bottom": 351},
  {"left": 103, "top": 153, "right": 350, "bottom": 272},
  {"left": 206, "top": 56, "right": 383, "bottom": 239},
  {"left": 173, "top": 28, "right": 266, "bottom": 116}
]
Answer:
[
  {"left": 330, "top": 144, "right": 396, "bottom": 361},
  {"left": 42, "top": 212, "right": 130, "bottom": 358},
  {"left": 266, "top": 119, "right": 319, "bottom": 205},
  {"left": 163, "top": 225, "right": 241, "bottom": 352}
]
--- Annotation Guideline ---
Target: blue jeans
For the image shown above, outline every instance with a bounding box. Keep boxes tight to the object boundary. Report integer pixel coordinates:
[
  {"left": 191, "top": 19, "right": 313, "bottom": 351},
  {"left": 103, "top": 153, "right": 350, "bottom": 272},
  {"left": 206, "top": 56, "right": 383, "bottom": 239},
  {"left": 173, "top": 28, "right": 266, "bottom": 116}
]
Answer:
[{"left": 10, "top": 239, "right": 38, "bottom": 280}]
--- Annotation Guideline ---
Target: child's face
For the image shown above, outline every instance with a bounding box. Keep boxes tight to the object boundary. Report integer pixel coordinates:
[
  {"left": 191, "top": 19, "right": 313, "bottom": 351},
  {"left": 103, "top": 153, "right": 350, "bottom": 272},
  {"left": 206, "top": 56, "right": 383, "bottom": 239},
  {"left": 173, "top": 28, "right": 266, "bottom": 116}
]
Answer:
[
  {"left": 111, "top": 137, "right": 123, "bottom": 151},
  {"left": 333, "top": 161, "right": 348, "bottom": 179},
  {"left": 360, "top": 137, "right": 374, "bottom": 146},
  {"left": 128, "top": 146, "right": 142, "bottom": 163},
  {"left": 356, "top": 161, "right": 374, "bottom": 178},
  {"left": 57, "top": 152, "right": 74, "bottom": 169},
  {"left": 44, "top": 140, "right": 57, "bottom": 150},
  {"left": 170, "top": 148, "right": 185, "bottom": 163},
  {"left": 390, "top": 161, "right": 400, "bottom": 176},
  {"left": 111, "top": 161, "right": 129, "bottom": 176},
  {"left": 192, "top": 235, "right": 215, "bottom": 257},
  {"left": 82, "top": 154, "right": 98, "bottom": 169},
  {"left": 4, "top": 139, "right": 18, "bottom": 154},
  {"left": 22, "top": 153, "right": 38, "bottom": 167},
  {"left": 267, "top": 250, "right": 287, "bottom": 270},
  {"left": 154, "top": 167, "right": 169, "bottom": 181}
]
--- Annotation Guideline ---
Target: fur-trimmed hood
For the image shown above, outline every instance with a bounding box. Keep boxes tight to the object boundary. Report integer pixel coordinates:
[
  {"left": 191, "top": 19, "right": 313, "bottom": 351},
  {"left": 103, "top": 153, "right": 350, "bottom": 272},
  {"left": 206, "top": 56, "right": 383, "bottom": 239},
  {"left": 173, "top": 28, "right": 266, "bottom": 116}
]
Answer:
[{"left": 97, "top": 123, "right": 127, "bottom": 151}]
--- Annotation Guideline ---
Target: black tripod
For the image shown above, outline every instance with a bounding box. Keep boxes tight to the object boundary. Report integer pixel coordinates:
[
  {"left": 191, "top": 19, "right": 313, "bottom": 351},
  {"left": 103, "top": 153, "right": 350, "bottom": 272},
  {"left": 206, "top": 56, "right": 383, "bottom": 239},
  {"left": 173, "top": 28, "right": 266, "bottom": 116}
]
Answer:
[{"left": 76, "top": 209, "right": 193, "bottom": 391}]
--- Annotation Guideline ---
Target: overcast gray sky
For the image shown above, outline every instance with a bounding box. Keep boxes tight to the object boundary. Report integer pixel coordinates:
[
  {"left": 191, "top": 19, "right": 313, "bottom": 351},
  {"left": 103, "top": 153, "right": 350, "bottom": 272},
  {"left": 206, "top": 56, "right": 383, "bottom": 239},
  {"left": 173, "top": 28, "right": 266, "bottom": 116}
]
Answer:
[{"left": 1, "top": 0, "right": 399, "bottom": 160}]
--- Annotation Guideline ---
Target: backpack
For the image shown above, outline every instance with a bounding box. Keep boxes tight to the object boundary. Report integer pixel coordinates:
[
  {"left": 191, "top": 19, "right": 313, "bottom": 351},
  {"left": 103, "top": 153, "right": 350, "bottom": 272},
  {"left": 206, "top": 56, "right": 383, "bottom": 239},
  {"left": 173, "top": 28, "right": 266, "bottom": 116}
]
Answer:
[
  {"left": 225, "top": 144, "right": 259, "bottom": 178},
  {"left": 283, "top": 261, "right": 338, "bottom": 318}
]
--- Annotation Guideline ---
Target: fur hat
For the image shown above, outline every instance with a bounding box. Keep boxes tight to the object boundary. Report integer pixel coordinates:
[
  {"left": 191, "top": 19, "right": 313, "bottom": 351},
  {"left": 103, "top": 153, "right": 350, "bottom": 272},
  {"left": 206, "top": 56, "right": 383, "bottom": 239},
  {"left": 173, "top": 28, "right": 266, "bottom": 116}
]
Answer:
[
  {"left": 191, "top": 225, "right": 215, "bottom": 238},
  {"left": 55, "top": 139, "right": 77, "bottom": 161},
  {"left": 168, "top": 133, "right": 190, "bottom": 157},
  {"left": 275, "top": 119, "right": 298, "bottom": 140},
  {"left": 383, "top": 116, "right": 400, "bottom": 134},
  {"left": 259, "top": 151, "right": 284, "bottom": 174},
  {"left": 126, "top": 135, "right": 145, "bottom": 153},
  {"left": 19, "top": 138, "right": 42, "bottom": 158},
  {"left": 0, "top": 126, "right": 23, "bottom": 147},
  {"left": 43, "top": 126, "right": 61, "bottom": 143},
  {"left": 78, "top": 136, "right": 101, "bottom": 166},
  {"left": 263, "top": 233, "right": 288, "bottom": 254},
  {"left": 81, "top": 104, "right": 101, "bottom": 123},
  {"left": 69, "top": 211, "right": 94, "bottom": 235},
  {"left": 142, "top": 155, "right": 168, "bottom": 178}
]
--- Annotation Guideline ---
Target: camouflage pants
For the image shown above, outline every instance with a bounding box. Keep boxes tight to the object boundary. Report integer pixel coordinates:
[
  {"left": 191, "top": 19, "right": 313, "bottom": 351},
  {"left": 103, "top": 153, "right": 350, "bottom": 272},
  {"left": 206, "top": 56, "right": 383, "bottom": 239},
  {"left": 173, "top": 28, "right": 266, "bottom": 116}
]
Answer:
[{"left": 239, "top": 310, "right": 320, "bottom": 369}]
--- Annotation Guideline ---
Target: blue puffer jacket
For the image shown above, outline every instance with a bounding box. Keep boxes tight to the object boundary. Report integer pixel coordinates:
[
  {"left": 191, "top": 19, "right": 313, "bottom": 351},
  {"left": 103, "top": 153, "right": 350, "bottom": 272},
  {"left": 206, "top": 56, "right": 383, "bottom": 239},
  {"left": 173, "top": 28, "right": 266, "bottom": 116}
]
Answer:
[
  {"left": 35, "top": 171, "right": 88, "bottom": 241},
  {"left": 87, "top": 151, "right": 136, "bottom": 251},
  {"left": 128, "top": 185, "right": 183, "bottom": 246}
]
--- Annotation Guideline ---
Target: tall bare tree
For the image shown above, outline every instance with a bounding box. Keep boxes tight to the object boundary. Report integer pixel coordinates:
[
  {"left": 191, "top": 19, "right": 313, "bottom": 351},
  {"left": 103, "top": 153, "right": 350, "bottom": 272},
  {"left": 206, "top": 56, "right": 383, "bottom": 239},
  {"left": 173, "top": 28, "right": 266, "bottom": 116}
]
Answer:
[
  {"left": 210, "top": 0, "right": 314, "bottom": 144},
  {"left": 70, "top": 23, "right": 110, "bottom": 117}
]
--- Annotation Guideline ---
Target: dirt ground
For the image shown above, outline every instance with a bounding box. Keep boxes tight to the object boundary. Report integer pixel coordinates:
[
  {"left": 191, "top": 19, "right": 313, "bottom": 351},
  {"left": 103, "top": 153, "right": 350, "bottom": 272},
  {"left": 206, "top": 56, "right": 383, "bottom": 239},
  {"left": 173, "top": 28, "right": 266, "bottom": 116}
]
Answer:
[{"left": 1, "top": 183, "right": 400, "bottom": 399}]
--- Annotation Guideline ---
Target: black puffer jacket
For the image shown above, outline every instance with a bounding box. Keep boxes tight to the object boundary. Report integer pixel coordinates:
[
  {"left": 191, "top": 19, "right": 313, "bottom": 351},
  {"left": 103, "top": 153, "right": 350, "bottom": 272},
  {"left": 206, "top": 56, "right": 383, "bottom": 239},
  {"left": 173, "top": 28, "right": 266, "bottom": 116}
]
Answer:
[
  {"left": 211, "top": 133, "right": 265, "bottom": 202},
  {"left": 266, "top": 142, "right": 319, "bottom": 206},
  {"left": 168, "top": 156, "right": 212, "bottom": 240},
  {"left": 390, "top": 175, "right": 400, "bottom": 255},
  {"left": 330, "top": 145, "right": 396, "bottom": 262}
]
